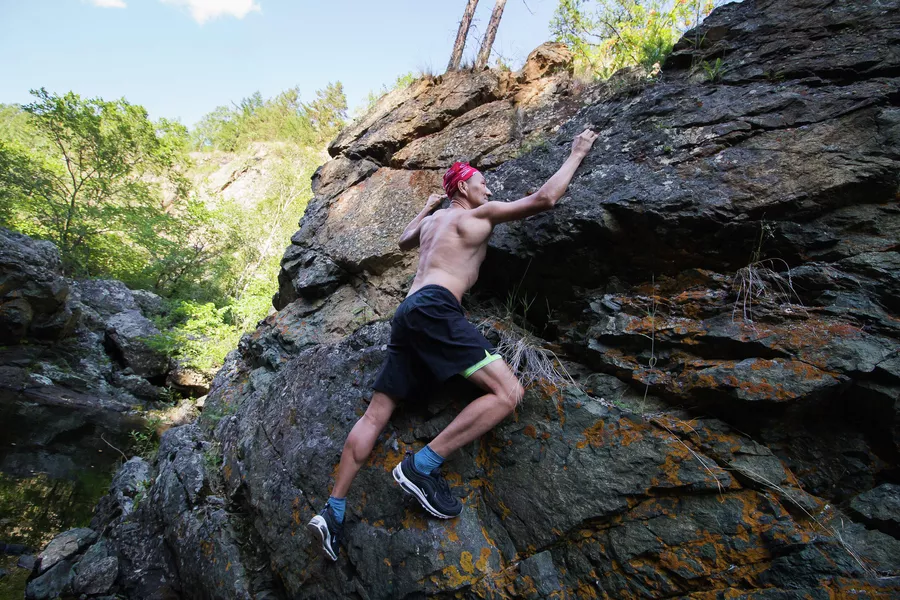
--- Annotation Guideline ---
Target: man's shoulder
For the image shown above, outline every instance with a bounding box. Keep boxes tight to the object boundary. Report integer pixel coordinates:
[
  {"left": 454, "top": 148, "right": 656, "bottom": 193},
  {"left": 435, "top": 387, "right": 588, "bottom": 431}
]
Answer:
[{"left": 456, "top": 209, "right": 493, "bottom": 238}]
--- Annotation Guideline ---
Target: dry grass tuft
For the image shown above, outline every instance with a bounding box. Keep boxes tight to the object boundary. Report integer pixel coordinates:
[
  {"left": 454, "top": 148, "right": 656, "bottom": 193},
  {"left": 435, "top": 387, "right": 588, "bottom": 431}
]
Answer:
[
  {"left": 731, "top": 258, "right": 807, "bottom": 324},
  {"left": 476, "top": 286, "right": 578, "bottom": 396},
  {"left": 478, "top": 315, "right": 577, "bottom": 393}
]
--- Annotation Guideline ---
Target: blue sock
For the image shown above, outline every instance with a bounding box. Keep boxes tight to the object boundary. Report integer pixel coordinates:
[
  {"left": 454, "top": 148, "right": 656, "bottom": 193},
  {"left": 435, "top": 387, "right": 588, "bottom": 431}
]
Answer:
[
  {"left": 327, "top": 496, "right": 346, "bottom": 523},
  {"left": 414, "top": 444, "right": 444, "bottom": 474}
]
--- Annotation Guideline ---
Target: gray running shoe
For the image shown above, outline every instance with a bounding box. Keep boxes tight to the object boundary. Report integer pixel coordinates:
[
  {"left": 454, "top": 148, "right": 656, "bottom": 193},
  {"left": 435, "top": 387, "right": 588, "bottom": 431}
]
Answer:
[{"left": 307, "top": 502, "right": 343, "bottom": 561}]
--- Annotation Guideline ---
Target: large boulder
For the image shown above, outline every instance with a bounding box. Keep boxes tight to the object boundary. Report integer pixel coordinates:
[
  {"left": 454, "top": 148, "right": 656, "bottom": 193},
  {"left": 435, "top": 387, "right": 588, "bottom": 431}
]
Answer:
[
  {"left": 104, "top": 310, "right": 168, "bottom": 379},
  {"left": 0, "top": 228, "right": 78, "bottom": 342},
  {"left": 180, "top": 324, "right": 900, "bottom": 597}
]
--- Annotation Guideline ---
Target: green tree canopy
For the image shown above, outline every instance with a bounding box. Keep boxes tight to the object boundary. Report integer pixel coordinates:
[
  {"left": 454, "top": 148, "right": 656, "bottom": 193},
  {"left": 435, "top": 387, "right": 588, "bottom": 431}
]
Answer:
[
  {"left": 191, "top": 82, "right": 347, "bottom": 152},
  {"left": 1, "top": 88, "right": 194, "bottom": 278},
  {"left": 551, "top": 0, "right": 721, "bottom": 78},
  {"left": 0, "top": 81, "right": 348, "bottom": 371}
]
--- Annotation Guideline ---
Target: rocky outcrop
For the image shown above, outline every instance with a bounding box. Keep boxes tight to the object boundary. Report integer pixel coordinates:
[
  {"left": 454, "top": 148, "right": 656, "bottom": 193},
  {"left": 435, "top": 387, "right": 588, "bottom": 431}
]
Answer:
[
  {"left": 0, "top": 228, "right": 78, "bottom": 342},
  {"left": 0, "top": 230, "right": 186, "bottom": 506},
  {"left": 0, "top": 228, "right": 180, "bottom": 404},
  {"left": 272, "top": 42, "right": 587, "bottom": 326},
  {"left": 37, "top": 0, "right": 900, "bottom": 598}
]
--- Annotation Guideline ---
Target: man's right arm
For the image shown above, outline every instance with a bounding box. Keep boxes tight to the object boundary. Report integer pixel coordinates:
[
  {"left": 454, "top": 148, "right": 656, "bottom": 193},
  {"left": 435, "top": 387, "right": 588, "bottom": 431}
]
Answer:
[
  {"left": 398, "top": 193, "right": 445, "bottom": 250},
  {"left": 473, "top": 129, "right": 598, "bottom": 226}
]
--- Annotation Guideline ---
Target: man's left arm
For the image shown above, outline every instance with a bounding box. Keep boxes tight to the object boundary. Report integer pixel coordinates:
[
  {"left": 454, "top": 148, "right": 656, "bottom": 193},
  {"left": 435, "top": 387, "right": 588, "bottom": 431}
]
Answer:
[
  {"left": 398, "top": 193, "right": 445, "bottom": 250},
  {"left": 472, "top": 129, "right": 598, "bottom": 226}
]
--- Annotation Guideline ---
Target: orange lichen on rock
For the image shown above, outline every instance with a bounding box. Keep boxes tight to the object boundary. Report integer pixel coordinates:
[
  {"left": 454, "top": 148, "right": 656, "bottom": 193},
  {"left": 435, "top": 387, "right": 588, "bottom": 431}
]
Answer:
[
  {"left": 476, "top": 547, "right": 492, "bottom": 572},
  {"left": 367, "top": 439, "right": 407, "bottom": 472},
  {"left": 437, "top": 565, "right": 478, "bottom": 588},
  {"left": 446, "top": 522, "right": 460, "bottom": 543},
  {"left": 648, "top": 443, "right": 691, "bottom": 489},
  {"left": 445, "top": 472, "right": 463, "bottom": 488},
  {"left": 460, "top": 551, "right": 475, "bottom": 574},
  {"left": 576, "top": 420, "right": 606, "bottom": 449},
  {"left": 616, "top": 417, "right": 648, "bottom": 446},
  {"left": 401, "top": 508, "right": 428, "bottom": 531}
]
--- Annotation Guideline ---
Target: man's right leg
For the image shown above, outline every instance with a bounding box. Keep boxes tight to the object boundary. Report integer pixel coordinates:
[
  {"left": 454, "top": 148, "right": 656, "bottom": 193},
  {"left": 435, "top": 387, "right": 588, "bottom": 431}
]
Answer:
[{"left": 309, "top": 391, "right": 397, "bottom": 561}]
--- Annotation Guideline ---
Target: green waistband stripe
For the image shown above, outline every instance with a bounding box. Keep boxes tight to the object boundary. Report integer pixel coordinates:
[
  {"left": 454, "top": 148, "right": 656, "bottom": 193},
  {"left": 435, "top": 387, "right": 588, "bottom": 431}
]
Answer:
[{"left": 460, "top": 350, "right": 503, "bottom": 378}]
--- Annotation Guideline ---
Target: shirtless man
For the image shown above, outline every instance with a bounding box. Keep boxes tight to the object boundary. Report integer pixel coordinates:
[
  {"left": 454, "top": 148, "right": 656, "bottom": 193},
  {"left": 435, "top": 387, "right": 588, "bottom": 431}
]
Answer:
[{"left": 309, "top": 129, "right": 599, "bottom": 560}]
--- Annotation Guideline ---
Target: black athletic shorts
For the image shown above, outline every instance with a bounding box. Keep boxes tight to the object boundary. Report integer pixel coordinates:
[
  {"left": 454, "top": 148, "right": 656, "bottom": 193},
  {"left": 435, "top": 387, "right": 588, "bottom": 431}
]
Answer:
[{"left": 372, "top": 285, "right": 502, "bottom": 400}]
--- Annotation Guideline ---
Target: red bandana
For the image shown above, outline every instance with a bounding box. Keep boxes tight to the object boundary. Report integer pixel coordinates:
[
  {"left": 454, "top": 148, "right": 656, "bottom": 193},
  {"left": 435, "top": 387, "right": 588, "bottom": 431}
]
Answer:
[{"left": 442, "top": 162, "right": 479, "bottom": 197}]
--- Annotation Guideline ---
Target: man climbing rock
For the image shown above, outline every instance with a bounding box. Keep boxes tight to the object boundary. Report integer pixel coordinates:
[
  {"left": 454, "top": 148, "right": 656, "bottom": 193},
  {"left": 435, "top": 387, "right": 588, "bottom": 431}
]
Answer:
[{"left": 308, "top": 129, "right": 599, "bottom": 560}]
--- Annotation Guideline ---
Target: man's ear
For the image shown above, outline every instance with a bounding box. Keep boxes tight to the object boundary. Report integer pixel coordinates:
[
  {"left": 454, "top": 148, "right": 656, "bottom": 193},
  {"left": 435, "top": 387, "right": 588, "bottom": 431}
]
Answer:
[{"left": 457, "top": 180, "right": 467, "bottom": 198}]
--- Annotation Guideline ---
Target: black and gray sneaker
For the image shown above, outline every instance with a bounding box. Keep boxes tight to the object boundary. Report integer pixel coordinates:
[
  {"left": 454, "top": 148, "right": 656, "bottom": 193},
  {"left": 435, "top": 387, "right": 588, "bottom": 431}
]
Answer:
[
  {"left": 392, "top": 451, "right": 462, "bottom": 519},
  {"left": 307, "top": 502, "right": 343, "bottom": 561}
]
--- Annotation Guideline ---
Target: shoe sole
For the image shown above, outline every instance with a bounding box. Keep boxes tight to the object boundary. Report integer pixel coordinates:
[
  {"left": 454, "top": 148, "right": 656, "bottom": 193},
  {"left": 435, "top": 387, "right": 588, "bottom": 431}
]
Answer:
[
  {"left": 392, "top": 463, "right": 458, "bottom": 519},
  {"left": 307, "top": 515, "right": 338, "bottom": 561}
]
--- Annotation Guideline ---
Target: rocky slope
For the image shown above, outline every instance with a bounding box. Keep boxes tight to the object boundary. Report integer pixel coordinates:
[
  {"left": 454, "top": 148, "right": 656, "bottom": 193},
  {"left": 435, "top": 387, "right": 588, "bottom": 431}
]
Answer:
[
  {"left": 0, "top": 227, "right": 202, "bottom": 595},
  {"left": 0, "top": 227, "right": 206, "bottom": 408},
  {"left": 30, "top": 1, "right": 900, "bottom": 598}
]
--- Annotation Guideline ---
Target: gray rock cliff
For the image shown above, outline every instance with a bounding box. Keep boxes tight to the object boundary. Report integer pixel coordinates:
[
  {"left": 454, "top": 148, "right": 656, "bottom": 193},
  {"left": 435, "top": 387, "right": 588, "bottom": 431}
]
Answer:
[{"left": 34, "top": 1, "right": 900, "bottom": 598}]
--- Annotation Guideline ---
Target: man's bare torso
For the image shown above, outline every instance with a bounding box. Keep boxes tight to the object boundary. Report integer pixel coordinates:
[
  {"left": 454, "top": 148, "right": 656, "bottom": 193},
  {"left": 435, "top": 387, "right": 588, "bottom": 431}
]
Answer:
[{"left": 407, "top": 208, "right": 492, "bottom": 303}]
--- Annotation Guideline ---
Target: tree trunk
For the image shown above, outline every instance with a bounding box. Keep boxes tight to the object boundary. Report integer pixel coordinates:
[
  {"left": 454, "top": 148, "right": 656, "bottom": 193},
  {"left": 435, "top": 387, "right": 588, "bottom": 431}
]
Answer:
[
  {"left": 475, "top": 0, "right": 507, "bottom": 70},
  {"left": 447, "top": 0, "right": 480, "bottom": 71}
]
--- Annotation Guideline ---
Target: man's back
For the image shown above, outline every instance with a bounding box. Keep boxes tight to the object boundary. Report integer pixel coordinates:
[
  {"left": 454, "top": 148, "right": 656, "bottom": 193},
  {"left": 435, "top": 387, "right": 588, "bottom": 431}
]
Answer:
[{"left": 408, "top": 208, "right": 492, "bottom": 303}]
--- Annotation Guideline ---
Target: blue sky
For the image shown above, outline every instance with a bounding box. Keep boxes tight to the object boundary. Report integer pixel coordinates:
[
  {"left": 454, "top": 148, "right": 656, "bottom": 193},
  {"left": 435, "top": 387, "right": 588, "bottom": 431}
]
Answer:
[{"left": 0, "top": 0, "right": 559, "bottom": 127}]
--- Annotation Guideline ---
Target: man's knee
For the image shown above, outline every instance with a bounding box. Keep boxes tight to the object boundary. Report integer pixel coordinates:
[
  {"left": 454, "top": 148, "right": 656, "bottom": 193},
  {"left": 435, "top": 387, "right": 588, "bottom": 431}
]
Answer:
[
  {"left": 364, "top": 392, "right": 397, "bottom": 429},
  {"left": 496, "top": 381, "right": 524, "bottom": 412}
]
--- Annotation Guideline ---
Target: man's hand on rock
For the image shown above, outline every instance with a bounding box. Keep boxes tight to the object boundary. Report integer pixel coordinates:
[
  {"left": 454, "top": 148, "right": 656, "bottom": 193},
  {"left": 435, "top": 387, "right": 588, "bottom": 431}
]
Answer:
[
  {"left": 571, "top": 128, "right": 599, "bottom": 159},
  {"left": 426, "top": 193, "right": 446, "bottom": 212}
]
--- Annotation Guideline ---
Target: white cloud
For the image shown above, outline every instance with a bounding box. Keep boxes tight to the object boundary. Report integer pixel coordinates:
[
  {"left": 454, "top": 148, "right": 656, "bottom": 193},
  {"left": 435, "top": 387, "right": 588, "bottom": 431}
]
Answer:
[
  {"left": 89, "top": 0, "right": 127, "bottom": 8},
  {"left": 160, "top": 0, "right": 261, "bottom": 24}
]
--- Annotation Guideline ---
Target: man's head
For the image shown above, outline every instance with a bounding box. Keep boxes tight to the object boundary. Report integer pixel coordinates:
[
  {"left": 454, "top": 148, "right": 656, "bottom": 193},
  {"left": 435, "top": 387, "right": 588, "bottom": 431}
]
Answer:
[{"left": 443, "top": 162, "right": 492, "bottom": 207}]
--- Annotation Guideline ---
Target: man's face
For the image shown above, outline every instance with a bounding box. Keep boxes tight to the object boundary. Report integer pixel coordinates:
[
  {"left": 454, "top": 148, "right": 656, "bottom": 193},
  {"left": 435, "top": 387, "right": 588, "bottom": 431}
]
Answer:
[{"left": 463, "top": 172, "right": 492, "bottom": 206}]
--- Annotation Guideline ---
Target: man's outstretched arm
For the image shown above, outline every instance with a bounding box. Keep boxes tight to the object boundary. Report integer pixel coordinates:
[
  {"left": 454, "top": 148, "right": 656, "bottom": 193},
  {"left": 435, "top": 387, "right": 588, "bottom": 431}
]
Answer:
[
  {"left": 398, "top": 193, "right": 445, "bottom": 250},
  {"left": 473, "top": 129, "right": 598, "bottom": 225}
]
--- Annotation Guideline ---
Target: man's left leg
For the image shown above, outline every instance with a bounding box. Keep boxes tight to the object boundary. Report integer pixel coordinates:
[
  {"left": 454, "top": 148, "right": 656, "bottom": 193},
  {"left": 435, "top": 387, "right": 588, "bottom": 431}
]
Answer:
[
  {"left": 392, "top": 359, "right": 523, "bottom": 519},
  {"left": 309, "top": 391, "right": 397, "bottom": 560}
]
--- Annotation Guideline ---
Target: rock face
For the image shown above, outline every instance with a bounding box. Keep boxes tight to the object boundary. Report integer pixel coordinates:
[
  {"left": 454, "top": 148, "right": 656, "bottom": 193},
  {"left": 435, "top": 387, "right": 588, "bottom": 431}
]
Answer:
[
  {"left": 37, "top": 1, "right": 900, "bottom": 598},
  {"left": 0, "top": 228, "right": 78, "bottom": 342},
  {"left": 0, "top": 230, "right": 182, "bottom": 511},
  {"left": 272, "top": 41, "right": 587, "bottom": 324},
  {"left": 0, "top": 229, "right": 177, "bottom": 405}
]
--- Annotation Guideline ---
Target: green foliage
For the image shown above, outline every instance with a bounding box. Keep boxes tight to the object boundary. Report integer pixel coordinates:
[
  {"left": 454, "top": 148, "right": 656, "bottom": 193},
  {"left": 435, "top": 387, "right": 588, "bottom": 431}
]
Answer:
[
  {"left": 0, "top": 90, "right": 194, "bottom": 283},
  {"left": 551, "top": 0, "right": 720, "bottom": 79},
  {"left": 147, "top": 144, "right": 321, "bottom": 368},
  {"left": 129, "top": 415, "right": 162, "bottom": 459},
  {"left": 1, "top": 81, "right": 342, "bottom": 375},
  {"left": 146, "top": 300, "right": 242, "bottom": 370},
  {"left": 203, "top": 442, "right": 223, "bottom": 472},
  {"left": 192, "top": 82, "right": 347, "bottom": 152},
  {"left": 701, "top": 56, "right": 725, "bottom": 81}
]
